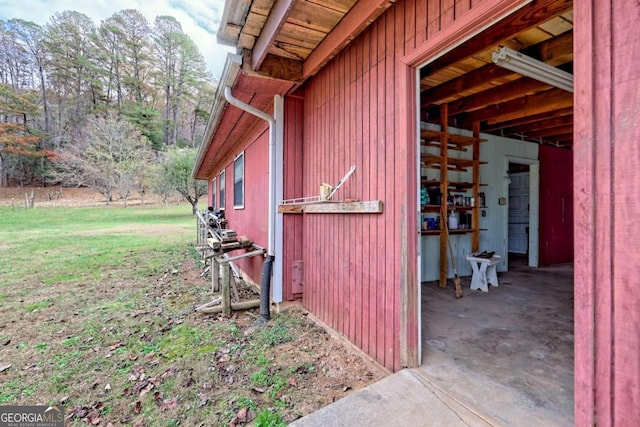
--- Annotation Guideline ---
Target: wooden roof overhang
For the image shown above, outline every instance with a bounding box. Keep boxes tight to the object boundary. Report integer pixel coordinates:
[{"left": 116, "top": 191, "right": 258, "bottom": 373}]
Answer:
[
  {"left": 194, "top": 0, "right": 396, "bottom": 179},
  {"left": 420, "top": 0, "right": 574, "bottom": 148},
  {"left": 218, "top": 0, "right": 394, "bottom": 81}
]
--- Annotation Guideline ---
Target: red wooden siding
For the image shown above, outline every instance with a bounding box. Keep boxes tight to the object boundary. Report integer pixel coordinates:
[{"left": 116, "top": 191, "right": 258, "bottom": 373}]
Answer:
[
  {"left": 574, "top": 0, "right": 640, "bottom": 425},
  {"left": 282, "top": 96, "right": 304, "bottom": 300},
  {"left": 221, "top": 127, "right": 270, "bottom": 286},
  {"left": 299, "top": 0, "right": 490, "bottom": 371},
  {"left": 539, "top": 145, "right": 574, "bottom": 265}
]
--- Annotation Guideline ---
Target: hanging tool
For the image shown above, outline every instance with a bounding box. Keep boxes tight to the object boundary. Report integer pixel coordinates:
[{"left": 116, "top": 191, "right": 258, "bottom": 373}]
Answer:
[
  {"left": 441, "top": 204, "right": 463, "bottom": 298},
  {"left": 281, "top": 165, "right": 356, "bottom": 205},
  {"left": 326, "top": 165, "right": 356, "bottom": 200}
]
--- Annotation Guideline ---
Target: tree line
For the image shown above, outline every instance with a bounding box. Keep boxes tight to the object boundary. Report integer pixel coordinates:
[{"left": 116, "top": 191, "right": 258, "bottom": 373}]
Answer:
[{"left": 0, "top": 9, "right": 213, "bottom": 210}]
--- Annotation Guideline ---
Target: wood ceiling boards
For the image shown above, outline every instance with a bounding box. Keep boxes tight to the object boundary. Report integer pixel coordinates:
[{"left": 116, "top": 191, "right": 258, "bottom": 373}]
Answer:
[{"left": 420, "top": 1, "right": 574, "bottom": 148}]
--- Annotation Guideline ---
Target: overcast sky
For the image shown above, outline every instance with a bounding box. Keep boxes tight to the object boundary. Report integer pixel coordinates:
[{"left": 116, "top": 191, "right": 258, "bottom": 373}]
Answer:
[{"left": 0, "top": 0, "right": 234, "bottom": 79}]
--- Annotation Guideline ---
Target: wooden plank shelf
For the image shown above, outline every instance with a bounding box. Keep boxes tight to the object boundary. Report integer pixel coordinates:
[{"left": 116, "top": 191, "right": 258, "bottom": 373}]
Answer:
[
  {"left": 278, "top": 200, "right": 383, "bottom": 214},
  {"left": 421, "top": 205, "right": 475, "bottom": 212},
  {"left": 420, "top": 154, "right": 485, "bottom": 171},
  {"left": 421, "top": 107, "right": 485, "bottom": 288},
  {"left": 421, "top": 228, "right": 478, "bottom": 235},
  {"left": 420, "top": 129, "right": 486, "bottom": 147},
  {"left": 421, "top": 179, "right": 474, "bottom": 189}
]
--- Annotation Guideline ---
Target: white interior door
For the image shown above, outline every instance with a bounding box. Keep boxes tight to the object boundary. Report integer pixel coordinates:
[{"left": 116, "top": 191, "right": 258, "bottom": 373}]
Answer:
[{"left": 508, "top": 172, "right": 530, "bottom": 254}]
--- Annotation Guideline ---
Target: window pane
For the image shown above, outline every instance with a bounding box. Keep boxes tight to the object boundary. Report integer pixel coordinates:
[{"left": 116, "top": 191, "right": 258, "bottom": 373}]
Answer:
[
  {"left": 219, "top": 171, "right": 226, "bottom": 209},
  {"left": 211, "top": 179, "right": 216, "bottom": 208},
  {"left": 234, "top": 154, "right": 244, "bottom": 207}
]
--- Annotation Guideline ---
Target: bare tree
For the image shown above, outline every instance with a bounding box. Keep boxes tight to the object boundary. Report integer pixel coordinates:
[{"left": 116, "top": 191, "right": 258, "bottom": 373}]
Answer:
[{"left": 53, "top": 113, "right": 153, "bottom": 205}]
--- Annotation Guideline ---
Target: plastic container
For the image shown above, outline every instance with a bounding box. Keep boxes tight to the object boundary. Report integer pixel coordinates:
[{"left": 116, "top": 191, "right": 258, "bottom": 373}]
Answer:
[{"left": 448, "top": 210, "right": 459, "bottom": 230}]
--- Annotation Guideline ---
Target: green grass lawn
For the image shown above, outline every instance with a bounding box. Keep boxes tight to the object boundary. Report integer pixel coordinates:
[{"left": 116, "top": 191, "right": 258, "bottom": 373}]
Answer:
[
  {"left": 0, "top": 204, "right": 381, "bottom": 426},
  {"left": 0, "top": 205, "right": 194, "bottom": 285}
]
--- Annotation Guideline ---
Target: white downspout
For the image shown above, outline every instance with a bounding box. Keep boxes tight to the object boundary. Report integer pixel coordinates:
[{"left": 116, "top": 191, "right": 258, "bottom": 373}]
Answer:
[{"left": 223, "top": 87, "right": 283, "bottom": 303}]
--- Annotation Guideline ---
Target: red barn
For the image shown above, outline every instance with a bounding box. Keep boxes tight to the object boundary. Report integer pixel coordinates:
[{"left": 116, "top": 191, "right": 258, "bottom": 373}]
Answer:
[{"left": 193, "top": 0, "right": 640, "bottom": 424}]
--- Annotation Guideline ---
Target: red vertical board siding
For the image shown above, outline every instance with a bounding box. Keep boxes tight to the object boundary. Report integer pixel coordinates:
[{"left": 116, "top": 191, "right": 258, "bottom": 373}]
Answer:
[
  {"left": 426, "top": 0, "right": 441, "bottom": 38},
  {"left": 573, "top": 0, "right": 597, "bottom": 423},
  {"left": 441, "top": 0, "right": 455, "bottom": 27},
  {"left": 575, "top": 0, "right": 640, "bottom": 424},
  {"left": 539, "top": 145, "right": 574, "bottom": 265},
  {"left": 299, "top": 0, "right": 498, "bottom": 370},
  {"left": 282, "top": 96, "right": 304, "bottom": 300},
  {"left": 455, "top": 0, "right": 471, "bottom": 17},
  {"left": 612, "top": 0, "right": 640, "bottom": 423},
  {"left": 415, "top": 0, "right": 427, "bottom": 44}
]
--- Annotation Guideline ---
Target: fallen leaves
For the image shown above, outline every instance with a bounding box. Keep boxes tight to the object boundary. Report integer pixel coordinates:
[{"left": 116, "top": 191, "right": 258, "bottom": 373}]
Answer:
[
  {"left": 160, "top": 397, "right": 178, "bottom": 411},
  {"left": 108, "top": 342, "right": 125, "bottom": 351},
  {"left": 68, "top": 401, "right": 105, "bottom": 425},
  {"left": 230, "top": 407, "right": 255, "bottom": 426},
  {"left": 182, "top": 376, "right": 195, "bottom": 387},
  {"left": 0, "top": 363, "right": 11, "bottom": 372}
]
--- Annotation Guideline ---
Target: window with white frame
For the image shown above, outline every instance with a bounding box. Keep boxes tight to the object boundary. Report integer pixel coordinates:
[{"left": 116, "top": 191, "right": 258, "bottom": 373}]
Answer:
[
  {"left": 233, "top": 152, "right": 244, "bottom": 208},
  {"left": 219, "top": 170, "right": 226, "bottom": 209},
  {"left": 211, "top": 177, "right": 216, "bottom": 208}
]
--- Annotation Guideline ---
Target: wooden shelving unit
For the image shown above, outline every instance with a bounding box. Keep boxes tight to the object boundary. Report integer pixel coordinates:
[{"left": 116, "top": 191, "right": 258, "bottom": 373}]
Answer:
[{"left": 420, "top": 105, "right": 485, "bottom": 287}]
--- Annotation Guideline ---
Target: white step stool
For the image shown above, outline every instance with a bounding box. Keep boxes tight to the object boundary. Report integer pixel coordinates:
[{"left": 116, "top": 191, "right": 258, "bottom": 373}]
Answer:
[{"left": 466, "top": 253, "right": 501, "bottom": 292}]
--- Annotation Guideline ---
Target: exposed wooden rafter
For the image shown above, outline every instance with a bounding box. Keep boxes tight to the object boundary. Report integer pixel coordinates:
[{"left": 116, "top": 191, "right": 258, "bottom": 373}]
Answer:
[
  {"left": 525, "top": 125, "right": 574, "bottom": 139},
  {"left": 483, "top": 107, "right": 573, "bottom": 132},
  {"left": 252, "top": 0, "right": 296, "bottom": 71},
  {"left": 420, "top": 0, "right": 573, "bottom": 77},
  {"left": 447, "top": 78, "right": 551, "bottom": 115},
  {"left": 499, "top": 114, "right": 573, "bottom": 136},
  {"left": 421, "top": 30, "right": 573, "bottom": 108},
  {"left": 418, "top": 4, "right": 574, "bottom": 147},
  {"left": 461, "top": 89, "right": 573, "bottom": 126},
  {"left": 243, "top": 49, "right": 303, "bottom": 83}
]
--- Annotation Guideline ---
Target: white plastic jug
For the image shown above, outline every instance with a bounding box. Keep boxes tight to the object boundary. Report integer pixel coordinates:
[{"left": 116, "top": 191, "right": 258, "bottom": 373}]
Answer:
[{"left": 448, "top": 210, "right": 459, "bottom": 230}]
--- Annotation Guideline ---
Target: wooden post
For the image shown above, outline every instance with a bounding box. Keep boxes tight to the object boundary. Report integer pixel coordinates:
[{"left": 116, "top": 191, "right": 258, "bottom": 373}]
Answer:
[
  {"left": 198, "top": 299, "right": 261, "bottom": 314},
  {"left": 211, "top": 257, "right": 220, "bottom": 292},
  {"left": 472, "top": 122, "right": 480, "bottom": 252},
  {"left": 439, "top": 103, "right": 449, "bottom": 287},
  {"left": 221, "top": 262, "right": 231, "bottom": 315}
]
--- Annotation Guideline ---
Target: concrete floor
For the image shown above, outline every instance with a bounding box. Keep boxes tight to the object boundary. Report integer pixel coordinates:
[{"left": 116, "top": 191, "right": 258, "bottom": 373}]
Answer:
[{"left": 418, "top": 258, "right": 574, "bottom": 426}]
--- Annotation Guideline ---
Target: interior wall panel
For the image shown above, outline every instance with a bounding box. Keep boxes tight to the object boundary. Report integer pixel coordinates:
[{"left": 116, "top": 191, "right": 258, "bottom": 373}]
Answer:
[{"left": 539, "top": 145, "right": 574, "bottom": 265}]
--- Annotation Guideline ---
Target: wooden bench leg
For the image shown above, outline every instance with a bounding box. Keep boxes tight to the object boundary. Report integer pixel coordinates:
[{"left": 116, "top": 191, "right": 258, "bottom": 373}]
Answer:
[{"left": 487, "top": 263, "right": 499, "bottom": 287}]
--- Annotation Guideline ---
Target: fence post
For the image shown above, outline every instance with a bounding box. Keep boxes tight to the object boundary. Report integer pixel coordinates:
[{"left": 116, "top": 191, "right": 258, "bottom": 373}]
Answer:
[
  {"left": 211, "top": 257, "right": 220, "bottom": 292},
  {"left": 221, "top": 262, "right": 231, "bottom": 315}
]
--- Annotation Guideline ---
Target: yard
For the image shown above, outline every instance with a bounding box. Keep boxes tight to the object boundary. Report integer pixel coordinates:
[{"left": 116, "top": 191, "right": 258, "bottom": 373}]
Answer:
[{"left": 0, "top": 189, "right": 384, "bottom": 426}]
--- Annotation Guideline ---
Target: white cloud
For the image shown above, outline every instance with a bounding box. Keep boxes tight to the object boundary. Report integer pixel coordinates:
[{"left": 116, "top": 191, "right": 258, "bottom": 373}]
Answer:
[{"left": 0, "top": 0, "right": 234, "bottom": 79}]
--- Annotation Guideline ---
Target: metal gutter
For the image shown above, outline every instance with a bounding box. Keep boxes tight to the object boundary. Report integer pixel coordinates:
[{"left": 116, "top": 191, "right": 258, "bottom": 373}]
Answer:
[{"left": 223, "top": 87, "right": 285, "bottom": 310}]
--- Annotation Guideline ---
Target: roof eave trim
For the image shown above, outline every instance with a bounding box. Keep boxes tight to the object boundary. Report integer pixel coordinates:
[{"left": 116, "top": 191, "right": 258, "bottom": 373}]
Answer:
[
  {"left": 217, "top": 0, "right": 254, "bottom": 47},
  {"left": 192, "top": 53, "right": 242, "bottom": 179}
]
